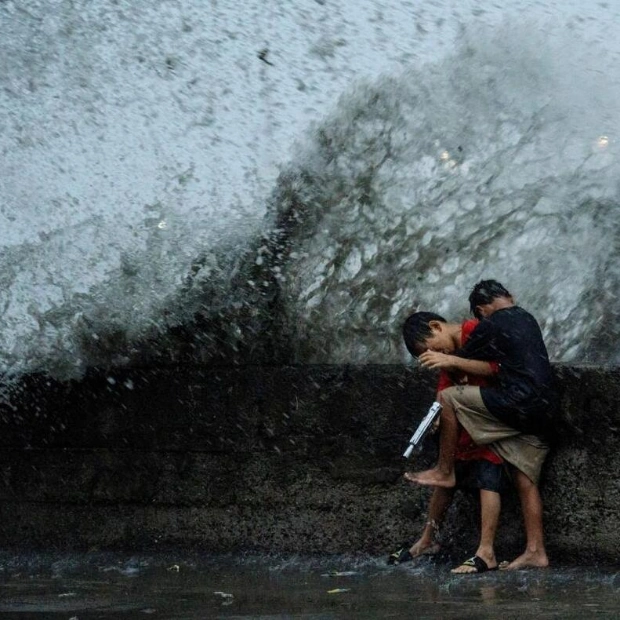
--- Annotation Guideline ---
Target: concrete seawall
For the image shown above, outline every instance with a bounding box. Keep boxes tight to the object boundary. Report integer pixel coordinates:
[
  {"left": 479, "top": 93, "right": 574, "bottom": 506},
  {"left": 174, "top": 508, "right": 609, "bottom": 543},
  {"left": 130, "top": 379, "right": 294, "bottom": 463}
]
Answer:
[{"left": 0, "top": 364, "right": 616, "bottom": 565}]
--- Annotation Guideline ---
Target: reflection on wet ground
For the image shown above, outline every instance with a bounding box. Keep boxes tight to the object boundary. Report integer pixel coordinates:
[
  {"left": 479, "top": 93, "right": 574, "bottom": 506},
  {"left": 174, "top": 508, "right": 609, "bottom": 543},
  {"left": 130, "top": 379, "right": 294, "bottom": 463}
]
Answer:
[{"left": 0, "top": 551, "right": 618, "bottom": 619}]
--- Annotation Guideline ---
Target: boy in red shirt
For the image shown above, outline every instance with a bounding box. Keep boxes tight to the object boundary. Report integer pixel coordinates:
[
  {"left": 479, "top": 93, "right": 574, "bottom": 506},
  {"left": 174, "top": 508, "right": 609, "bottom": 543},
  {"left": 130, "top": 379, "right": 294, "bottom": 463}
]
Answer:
[{"left": 388, "top": 312, "right": 503, "bottom": 574}]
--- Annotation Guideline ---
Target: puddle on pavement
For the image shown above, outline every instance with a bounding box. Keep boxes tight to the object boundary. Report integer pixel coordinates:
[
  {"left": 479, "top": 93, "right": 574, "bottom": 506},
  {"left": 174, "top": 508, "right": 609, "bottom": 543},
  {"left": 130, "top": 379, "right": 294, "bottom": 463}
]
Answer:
[{"left": 0, "top": 552, "right": 618, "bottom": 618}]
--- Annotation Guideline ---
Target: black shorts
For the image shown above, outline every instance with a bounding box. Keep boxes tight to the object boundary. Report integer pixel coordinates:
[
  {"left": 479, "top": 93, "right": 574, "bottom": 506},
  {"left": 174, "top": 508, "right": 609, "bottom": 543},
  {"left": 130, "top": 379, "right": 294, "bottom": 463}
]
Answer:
[{"left": 455, "top": 459, "right": 506, "bottom": 494}]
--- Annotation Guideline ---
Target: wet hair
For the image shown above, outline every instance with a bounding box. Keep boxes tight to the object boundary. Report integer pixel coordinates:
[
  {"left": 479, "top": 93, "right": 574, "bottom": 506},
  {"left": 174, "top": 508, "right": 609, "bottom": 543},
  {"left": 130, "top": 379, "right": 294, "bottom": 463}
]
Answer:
[
  {"left": 402, "top": 311, "right": 447, "bottom": 358},
  {"left": 468, "top": 279, "right": 512, "bottom": 318}
]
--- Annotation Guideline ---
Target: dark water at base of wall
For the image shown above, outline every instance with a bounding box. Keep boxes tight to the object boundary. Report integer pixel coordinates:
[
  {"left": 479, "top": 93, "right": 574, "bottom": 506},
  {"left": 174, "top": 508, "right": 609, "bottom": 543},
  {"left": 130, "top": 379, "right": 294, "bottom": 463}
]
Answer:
[{"left": 0, "top": 552, "right": 618, "bottom": 619}]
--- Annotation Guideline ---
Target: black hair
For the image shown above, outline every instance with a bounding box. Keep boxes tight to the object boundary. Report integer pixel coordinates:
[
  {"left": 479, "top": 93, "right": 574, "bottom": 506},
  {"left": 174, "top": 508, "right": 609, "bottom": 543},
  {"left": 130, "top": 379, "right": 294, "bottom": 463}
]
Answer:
[
  {"left": 468, "top": 279, "right": 512, "bottom": 318},
  {"left": 402, "top": 311, "right": 447, "bottom": 358}
]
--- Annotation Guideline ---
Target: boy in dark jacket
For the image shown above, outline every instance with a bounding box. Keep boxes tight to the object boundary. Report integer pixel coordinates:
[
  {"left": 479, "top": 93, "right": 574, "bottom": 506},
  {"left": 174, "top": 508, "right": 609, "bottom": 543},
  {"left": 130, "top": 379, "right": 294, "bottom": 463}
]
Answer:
[{"left": 407, "top": 280, "right": 557, "bottom": 570}]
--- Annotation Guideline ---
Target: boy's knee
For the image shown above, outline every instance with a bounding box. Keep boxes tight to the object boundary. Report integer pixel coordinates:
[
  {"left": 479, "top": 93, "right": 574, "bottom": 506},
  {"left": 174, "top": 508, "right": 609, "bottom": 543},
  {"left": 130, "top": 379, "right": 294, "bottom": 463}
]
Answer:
[
  {"left": 438, "top": 385, "right": 466, "bottom": 410},
  {"left": 438, "top": 386, "right": 458, "bottom": 408},
  {"left": 439, "top": 385, "right": 482, "bottom": 412},
  {"left": 438, "top": 391, "right": 447, "bottom": 408}
]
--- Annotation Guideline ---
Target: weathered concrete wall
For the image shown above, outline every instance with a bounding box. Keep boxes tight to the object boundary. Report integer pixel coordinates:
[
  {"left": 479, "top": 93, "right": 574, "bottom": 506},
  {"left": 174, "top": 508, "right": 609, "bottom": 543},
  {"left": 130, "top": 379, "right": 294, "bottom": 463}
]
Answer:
[{"left": 0, "top": 364, "right": 616, "bottom": 565}]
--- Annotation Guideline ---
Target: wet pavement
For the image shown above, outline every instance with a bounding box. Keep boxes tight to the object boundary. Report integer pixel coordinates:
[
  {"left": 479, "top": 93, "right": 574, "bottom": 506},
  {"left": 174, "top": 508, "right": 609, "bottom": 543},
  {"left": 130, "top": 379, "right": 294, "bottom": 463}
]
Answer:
[{"left": 0, "top": 552, "right": 618, "bottom": 618}]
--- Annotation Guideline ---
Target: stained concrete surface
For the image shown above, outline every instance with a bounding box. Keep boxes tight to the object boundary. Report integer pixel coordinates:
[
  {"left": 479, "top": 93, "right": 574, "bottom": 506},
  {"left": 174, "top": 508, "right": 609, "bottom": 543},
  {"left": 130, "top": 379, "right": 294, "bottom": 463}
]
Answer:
[{"left": 0, "top": 364, "right": 616, "bottom": 565}]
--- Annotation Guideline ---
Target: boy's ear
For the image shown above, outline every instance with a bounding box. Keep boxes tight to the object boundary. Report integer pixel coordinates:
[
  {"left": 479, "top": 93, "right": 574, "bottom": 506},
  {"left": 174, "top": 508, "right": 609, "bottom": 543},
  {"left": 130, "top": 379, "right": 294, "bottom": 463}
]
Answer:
[{"left": 427, "top": 320, "right": 444, "bottom": 332}]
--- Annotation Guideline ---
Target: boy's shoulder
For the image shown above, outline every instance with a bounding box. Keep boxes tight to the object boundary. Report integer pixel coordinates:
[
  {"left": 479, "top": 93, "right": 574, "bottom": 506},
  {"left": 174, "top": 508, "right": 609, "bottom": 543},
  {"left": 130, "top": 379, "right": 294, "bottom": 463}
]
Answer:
[{"left": 490, "top": 305, "right": 535, "bottom": 325}]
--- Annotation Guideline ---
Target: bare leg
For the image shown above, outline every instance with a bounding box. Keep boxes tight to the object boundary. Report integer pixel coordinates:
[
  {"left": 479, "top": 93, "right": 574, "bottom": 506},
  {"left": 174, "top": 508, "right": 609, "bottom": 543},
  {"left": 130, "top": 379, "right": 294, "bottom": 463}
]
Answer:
[
  {"left": 404, "top": 394, "right": 458, "bottom": 488},
  {"left": 409, "top": 486, "right": 455, "bottom": 557},
  {"left": 502, "top": 468, "right": 549, "bottom": 570},
  {"left": 451, "top": 489, "right": 500, "bottom": 573}
]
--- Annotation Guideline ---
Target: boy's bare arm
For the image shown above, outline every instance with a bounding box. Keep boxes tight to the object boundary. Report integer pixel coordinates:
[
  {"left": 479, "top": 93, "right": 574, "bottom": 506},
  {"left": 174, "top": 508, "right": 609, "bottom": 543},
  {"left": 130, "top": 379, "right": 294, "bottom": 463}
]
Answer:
[{"left": 418, "top": 351, "right": 495, "bottom": 376}]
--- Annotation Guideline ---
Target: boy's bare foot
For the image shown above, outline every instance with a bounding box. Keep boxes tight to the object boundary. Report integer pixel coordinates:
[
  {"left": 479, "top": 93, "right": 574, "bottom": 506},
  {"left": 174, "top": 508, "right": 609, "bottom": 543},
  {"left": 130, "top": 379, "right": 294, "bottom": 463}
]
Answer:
[
  {"left": 403, "top": 469, "right": 456, "bottom": 488},
  {"left": 500, "top": 550, "right": 549, "bottom": 570},
  {"left": 409, "top": 539, "right": 441, "bottom": 558}
]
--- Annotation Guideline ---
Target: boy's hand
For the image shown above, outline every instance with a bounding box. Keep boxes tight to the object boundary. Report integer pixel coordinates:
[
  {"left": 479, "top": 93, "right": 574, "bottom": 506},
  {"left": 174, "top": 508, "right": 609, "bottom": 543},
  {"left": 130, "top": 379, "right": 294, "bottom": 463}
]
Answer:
[{"left": 418, "top": 351, "right": 457, "bottom": 370}]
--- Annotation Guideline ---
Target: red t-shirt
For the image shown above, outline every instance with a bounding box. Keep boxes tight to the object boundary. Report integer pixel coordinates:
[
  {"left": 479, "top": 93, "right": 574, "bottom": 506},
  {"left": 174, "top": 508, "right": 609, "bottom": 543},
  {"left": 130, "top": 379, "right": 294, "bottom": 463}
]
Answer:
[{"left": 436, "top": 319, "right": 502, "bottom": 464}]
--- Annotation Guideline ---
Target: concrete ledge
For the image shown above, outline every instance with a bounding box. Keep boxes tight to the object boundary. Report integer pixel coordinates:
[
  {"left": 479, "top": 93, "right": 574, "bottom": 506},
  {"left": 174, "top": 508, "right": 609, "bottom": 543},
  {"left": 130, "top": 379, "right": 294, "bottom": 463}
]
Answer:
[{"left": 0, "top": 364, "right": 616, "bottom": 564}]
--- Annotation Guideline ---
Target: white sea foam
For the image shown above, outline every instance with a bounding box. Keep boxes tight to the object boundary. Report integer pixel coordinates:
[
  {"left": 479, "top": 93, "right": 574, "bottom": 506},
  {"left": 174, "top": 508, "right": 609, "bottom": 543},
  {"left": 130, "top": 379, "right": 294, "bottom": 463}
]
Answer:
[
  {"left": 278, "top": 23, "right": 620, "bottom": 363},
  {"left": 1, "top": 1, "right": 619, "bottom": 377}
]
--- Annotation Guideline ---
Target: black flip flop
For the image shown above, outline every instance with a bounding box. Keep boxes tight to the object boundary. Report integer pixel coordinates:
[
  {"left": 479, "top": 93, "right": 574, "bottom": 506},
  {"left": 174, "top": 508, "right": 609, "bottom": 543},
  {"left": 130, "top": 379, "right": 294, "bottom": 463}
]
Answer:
[
  {"left": 387, "top": 545, "right": 413, "bottom": 565},
  {"left": 451, "top": 555, "right": 498, "bottom": 574}
]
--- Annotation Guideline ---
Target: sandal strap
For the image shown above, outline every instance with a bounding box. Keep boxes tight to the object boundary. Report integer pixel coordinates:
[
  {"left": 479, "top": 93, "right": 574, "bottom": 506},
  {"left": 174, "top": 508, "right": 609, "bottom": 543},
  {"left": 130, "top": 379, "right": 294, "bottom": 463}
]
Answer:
[{"left": 461, "top": 555, "right": 489, "bottom": 572}]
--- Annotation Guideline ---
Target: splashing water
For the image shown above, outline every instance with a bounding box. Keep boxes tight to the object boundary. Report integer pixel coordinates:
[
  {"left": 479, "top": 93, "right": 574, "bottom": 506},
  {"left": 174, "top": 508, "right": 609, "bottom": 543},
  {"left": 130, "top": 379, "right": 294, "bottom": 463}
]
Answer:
[
  {"left": 269, "top": 25, "right": 620, "bottom": 364},
  {"left": 2, "top": 2, "right": 620, "bottom": 382}
]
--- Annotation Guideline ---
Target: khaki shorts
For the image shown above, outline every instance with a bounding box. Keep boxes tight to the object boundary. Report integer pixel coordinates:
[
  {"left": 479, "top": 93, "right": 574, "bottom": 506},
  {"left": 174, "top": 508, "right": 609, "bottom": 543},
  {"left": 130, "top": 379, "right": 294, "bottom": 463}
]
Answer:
[{"left": 440, "top": 385, "right": 549, "bottom": 485}]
